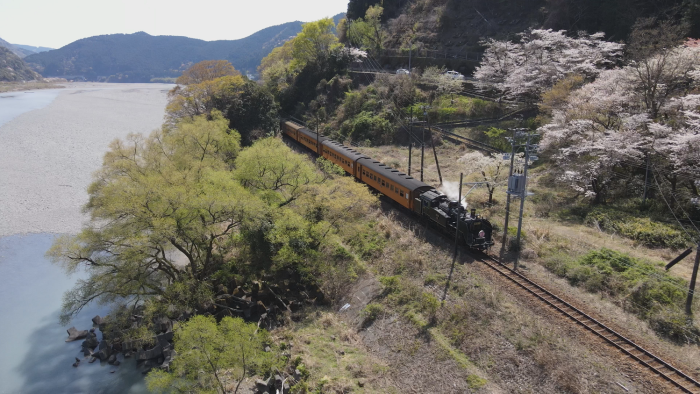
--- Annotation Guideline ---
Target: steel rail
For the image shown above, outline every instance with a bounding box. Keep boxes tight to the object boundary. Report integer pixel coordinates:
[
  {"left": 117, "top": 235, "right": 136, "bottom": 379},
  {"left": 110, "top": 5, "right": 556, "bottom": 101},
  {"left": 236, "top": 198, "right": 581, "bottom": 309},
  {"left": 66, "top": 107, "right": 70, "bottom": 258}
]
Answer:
[{"left": 476, "top": 253, "right": 700, "bottom": 393}]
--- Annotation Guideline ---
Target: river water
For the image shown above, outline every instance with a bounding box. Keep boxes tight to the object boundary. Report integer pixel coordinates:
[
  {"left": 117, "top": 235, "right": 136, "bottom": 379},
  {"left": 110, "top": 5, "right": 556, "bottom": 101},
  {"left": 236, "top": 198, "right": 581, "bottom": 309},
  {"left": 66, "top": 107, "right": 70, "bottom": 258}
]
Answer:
[{"left": 0, "top": 84, "right": 171, "bottom": 394}]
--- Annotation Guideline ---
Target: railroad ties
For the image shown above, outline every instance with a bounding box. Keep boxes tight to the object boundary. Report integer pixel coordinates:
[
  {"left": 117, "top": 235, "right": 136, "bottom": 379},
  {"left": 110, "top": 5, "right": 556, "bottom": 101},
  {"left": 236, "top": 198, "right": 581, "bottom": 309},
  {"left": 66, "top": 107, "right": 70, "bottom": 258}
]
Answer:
[{"left": 478, "top": 254, "right": 700, "bottom": 393}]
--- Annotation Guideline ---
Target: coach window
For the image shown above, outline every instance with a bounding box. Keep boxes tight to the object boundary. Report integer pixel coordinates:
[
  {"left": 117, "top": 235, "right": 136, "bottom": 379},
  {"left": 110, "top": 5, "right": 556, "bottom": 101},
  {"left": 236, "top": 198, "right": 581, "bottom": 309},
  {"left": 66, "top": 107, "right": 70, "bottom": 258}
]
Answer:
[
  {"left": 390, "top": 185, "right": 394, "bottom": 191},
  {"left": 381, "top": 179, "right": 385, "bottom": 187}
]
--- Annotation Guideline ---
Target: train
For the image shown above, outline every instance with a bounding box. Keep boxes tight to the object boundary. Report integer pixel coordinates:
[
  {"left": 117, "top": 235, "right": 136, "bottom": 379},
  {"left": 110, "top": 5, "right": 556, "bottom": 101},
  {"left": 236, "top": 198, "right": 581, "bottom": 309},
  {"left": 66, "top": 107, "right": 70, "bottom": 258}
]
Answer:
[{"left": 280, "top": 120, "right": 494, "bottom": 251}]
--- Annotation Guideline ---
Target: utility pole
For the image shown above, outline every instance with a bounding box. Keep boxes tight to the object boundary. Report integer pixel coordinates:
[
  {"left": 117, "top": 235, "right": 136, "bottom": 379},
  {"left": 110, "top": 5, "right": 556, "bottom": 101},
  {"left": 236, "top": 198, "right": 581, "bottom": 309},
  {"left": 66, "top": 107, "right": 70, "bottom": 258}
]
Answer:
[
  {"left": 429, "top": 126, "right": 443, "bottom": 185},
  {"left": 500, "top": 128, "right": 518, "bottom": 259},
  {"left": 502, "top": 129, "right": 539, "bottom": 271},
  {"left": 442, "top": 173, "right": 463, "bottom": 303},
  {"left": 513, "top": 133, "right": 532, "bottom": 271},
  {"left": 420, "top": 106, "right": 429, "bottom": 182},
  {"left": 686, "top": 242, "right": 700, "bottom": 316}
]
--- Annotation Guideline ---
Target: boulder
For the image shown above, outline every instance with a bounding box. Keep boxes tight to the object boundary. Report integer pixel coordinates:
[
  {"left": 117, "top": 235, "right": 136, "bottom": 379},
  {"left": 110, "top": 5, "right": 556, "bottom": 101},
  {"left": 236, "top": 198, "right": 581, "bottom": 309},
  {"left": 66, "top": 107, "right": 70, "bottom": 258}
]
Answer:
[
  {"left": 107, "top": 354, "right": 117, "bottom": 365},
  {"left": 521, "top": 248, "right": 538, "bottom": 260},
  {"left": 155, "top": 317, "right": 173, "bottom": 333},
  {"left": 255, "top": 378, "right": 270, "bottom": 393},
  {"left": 92, "top": 315, "right": 103, "bottom": 326},
  {"left": 137, "top": 344, "right": 163, "bottom": 361},
  {"left": 155, "top": 331, "right": 173, "bottom": 346},
  {"left": 82, "top": 332, "right": 99, "bottom": 350},
  {"left": 160, "top": 348, "right": 173, "bottom": 371},
  {"left": 94, "top": 340, "right": 112, "bottom": 361},
  {"left": 274, "top": 375, "right": 283, "bottom": 390},
  {"left": 255, "top": 378, "right": 267, "bottom": 388},
  {"left": 113, "top": 360, "right": 121, "bottom": 366},
  {"left": 65, "top": 327, "right": 88, "bottom": 342},
  {"left": 88, "top": 357, "right": 97, "bottom": 363},
  {"left": 95, "top": 347, "right": 111, "bottom": 361}
]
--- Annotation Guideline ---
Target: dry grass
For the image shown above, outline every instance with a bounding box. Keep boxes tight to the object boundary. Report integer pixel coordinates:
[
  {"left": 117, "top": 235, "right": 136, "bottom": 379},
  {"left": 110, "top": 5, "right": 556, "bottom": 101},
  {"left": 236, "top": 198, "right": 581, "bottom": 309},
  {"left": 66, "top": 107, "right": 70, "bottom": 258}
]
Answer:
[
  {"left": 275, "top": 309, "right": 387, "bottom": 393},
  {"left": 265, "top": 138, "right": 698, "bottom": 392},
  {"left": 0, "top": 81, "right": 65, "bottom": 93},
  {"left": 346, "top": 140, "right": 700, "bottom": 386},
  {"left": 336, "top": 208, "right": 662, "bottom": 393}
]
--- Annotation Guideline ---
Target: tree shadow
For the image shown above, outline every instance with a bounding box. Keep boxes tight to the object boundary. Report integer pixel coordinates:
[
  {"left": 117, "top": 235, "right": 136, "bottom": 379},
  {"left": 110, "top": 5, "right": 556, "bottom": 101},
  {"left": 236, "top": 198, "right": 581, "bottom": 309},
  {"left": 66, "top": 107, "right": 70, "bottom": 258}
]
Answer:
[{"left": 14, "top": 308, "right": 147, "bottom": 394}]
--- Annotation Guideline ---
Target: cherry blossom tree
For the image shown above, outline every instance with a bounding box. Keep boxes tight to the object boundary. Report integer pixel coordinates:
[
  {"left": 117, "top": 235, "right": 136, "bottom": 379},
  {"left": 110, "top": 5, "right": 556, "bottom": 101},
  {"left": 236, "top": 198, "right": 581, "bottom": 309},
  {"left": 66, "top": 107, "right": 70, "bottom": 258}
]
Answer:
[
  {"left": 474, "top": 29, "right": 624, "bottom": 104},
  {"left": 459, "top": 151, "right": 508, "bottom": 205},
  {"left": 540, "top": 44, "right": 700, "bottom": 201}
]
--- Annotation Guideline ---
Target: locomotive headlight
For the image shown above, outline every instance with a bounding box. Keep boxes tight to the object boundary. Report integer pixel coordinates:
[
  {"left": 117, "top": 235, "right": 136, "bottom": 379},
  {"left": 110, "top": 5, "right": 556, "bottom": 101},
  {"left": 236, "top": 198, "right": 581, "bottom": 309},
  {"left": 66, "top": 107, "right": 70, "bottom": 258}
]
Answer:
[{"left": 478, "top": 230, "right": 485, "bottom": 238}]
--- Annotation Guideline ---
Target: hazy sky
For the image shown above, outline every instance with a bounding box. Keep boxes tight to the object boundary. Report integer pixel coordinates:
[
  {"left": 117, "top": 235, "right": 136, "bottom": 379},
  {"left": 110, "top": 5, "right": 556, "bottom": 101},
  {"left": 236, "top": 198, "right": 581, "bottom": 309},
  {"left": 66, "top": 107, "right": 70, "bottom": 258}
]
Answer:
[{"left": 0, "top": 0, "right": 349, "bottom": 49}]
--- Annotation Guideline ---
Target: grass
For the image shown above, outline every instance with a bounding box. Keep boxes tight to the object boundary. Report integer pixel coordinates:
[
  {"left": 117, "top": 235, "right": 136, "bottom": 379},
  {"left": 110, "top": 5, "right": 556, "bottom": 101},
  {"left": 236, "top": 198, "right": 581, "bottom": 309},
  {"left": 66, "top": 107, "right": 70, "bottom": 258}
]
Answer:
[
  {"left": 350, "top": 138, "right": 700, "bottom": 368},
  {"left": 277, "top": 310, "right": 385, "bottom": 393},
  {"left": 0, "top": 81, "right": 65, "bottom": 93},
  {"left": 540, "top": 247, "right": 699, "bottom": 343}
]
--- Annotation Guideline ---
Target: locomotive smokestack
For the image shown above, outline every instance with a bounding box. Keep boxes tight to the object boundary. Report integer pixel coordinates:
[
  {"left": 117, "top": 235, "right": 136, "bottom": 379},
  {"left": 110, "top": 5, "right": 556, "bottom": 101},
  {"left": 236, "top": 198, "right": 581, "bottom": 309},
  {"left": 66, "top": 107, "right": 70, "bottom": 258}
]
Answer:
[{"left": 470, "top": 209, "right": 476, "bottom": 218}]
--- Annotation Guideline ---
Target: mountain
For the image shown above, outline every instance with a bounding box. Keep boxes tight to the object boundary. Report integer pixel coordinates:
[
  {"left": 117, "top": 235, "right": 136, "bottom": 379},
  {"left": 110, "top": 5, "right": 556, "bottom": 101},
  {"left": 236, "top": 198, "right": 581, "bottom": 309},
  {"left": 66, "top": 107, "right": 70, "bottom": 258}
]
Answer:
[
  {"left": 0, "top": 46, "right": 41, "bottom": 81},
  {"left": 0, "top": 37, "right": 34, "bottom": 58},
  {"left": 24, "top": 13, "right": 346, "bottom": 83},
  {"left": 13, "top": 44, "right": 54, "bottom": 54}
]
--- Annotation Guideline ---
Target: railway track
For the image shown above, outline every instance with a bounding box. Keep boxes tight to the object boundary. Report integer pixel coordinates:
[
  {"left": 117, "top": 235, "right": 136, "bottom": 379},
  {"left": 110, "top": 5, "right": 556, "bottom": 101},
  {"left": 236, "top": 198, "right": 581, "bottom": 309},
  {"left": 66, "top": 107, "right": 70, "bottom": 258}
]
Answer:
[{"left": 476, "top": 253, "right": 700, "bottom": 393}]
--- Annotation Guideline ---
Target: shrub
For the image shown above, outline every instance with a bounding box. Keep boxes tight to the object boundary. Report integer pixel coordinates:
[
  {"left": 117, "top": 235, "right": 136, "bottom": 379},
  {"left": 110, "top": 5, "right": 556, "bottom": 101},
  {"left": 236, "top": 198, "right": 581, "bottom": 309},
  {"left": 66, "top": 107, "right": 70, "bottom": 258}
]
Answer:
[
  {"left": 361, "top": 303, "right": 384, "bottom": 325},
  {"left": 648, "top": 307, "right": 700, "bottom": 344},
  {"left": 584, "top": 207, "right": 691, "bottom": 249},
  {"left": 542, "top": 247, "right": 699, "bottom": 342},
  {"left": 420, "top": 292, "right": 440, "bottom": 318},
  {"left": 378, "top": 275, "right": 401, "bottom": 294},
  {"left": 347, "top": 221, "right": 387, "bottom": 258}
]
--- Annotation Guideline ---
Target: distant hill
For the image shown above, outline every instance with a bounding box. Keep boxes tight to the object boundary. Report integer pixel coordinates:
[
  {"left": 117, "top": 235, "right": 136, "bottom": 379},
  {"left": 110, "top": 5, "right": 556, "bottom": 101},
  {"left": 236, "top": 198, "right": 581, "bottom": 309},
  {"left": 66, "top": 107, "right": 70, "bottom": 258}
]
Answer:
[
  {"left": 0, "top": 46, "right": 41, "bottom": 81},
  {"left": 13, "top": 44, "right": 54, "bottom": 54},
  {"left": 0, "top": 37, "right": 34, "bottom": 58},
  {"left": 24, "top": 13, "right": 346, "bottom": 83}
]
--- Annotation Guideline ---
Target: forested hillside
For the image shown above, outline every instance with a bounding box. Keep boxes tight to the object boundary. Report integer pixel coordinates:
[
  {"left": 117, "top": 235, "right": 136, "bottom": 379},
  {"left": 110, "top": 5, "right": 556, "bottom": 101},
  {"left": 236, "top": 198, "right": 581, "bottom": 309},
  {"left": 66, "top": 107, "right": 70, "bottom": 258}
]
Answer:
[
  {"left": 23, "top": 14, "right": 345, "bottom": 82},
  {"left": 343, "top": 0, "right": 699, "bottom": 75},
  {"left": 0, "top": 46, "right": 41, "bottom": 82}
]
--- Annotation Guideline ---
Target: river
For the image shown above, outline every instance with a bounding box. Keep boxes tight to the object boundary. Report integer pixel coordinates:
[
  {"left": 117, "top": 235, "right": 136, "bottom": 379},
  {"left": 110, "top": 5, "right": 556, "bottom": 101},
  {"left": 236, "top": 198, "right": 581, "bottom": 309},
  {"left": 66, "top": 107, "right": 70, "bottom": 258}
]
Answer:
[{"left": 0, "top": 84, "right": 171, "bottom": 394}]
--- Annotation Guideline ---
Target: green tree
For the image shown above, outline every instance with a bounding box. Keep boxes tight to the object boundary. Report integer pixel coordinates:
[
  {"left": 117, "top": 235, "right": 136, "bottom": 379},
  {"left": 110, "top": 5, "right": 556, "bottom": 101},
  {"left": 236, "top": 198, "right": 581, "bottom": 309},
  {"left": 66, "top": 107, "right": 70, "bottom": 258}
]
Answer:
[
  {"left": 47, "top": 113, "right": 261, "bottom": 323},
  {"left": 146, "top": 315, "right": 272, "bottom": 394},
  {"left": 291, "top": 18, "right": 342, "bottom": 70},
  {"left": 176, "top": 60, "right": 241, "bottom": 85},
  {"left": 234, "top": 138, "right": 321, "bottom": 207},
  {"left": 167, "top": 75, "right": 246, "bottom": 121},
  {"left": 346, "top": 5, "right": 385, "bottom": 56},
  {"left": 212, "top": 81, "right": 279, "bottom": 146}
]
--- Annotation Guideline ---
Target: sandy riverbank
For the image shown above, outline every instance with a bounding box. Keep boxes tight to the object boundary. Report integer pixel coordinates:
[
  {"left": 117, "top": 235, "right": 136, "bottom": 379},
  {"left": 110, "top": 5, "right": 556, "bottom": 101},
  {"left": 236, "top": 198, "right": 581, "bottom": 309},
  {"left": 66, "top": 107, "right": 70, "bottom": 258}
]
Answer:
[
  {"left": 0, "top": 83, "right": 172, "bottom": 236},
  {"left": 0, "top": 81, "right": 65, "bottom": 93}
]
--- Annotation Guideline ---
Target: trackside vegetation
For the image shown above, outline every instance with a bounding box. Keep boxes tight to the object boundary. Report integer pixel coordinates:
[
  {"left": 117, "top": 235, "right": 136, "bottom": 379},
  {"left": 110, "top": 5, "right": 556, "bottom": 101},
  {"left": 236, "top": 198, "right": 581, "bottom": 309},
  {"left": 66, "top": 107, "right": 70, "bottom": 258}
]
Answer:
[{"left": 541, "top": 247, "right": 699, "bottom": 342}]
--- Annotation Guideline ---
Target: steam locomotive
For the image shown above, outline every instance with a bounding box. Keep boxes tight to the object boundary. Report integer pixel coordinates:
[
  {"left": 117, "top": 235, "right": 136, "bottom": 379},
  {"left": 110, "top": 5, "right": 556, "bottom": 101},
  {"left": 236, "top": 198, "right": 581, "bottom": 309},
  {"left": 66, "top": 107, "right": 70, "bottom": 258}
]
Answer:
[{"left": 281, "top": 120, "right": 494, "bottom": 250}]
